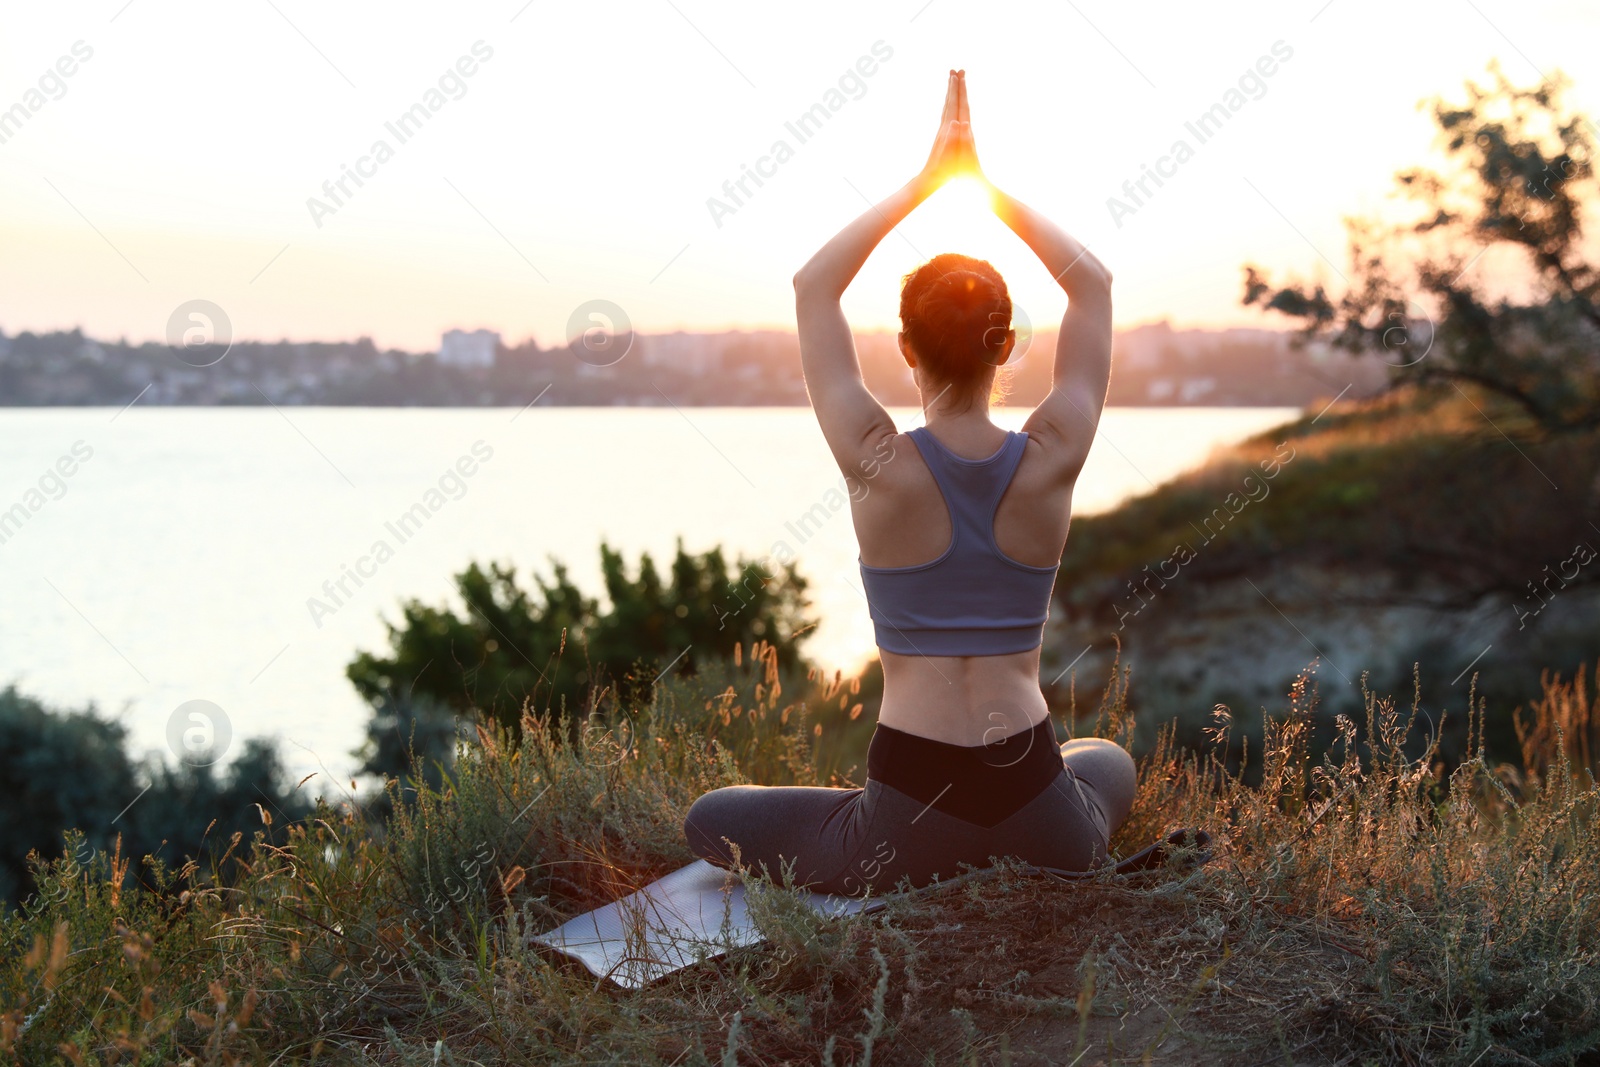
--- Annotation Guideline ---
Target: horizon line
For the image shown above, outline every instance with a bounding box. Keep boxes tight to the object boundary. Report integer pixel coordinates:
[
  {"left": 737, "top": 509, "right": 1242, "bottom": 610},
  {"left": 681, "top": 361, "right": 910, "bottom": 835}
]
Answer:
[{"left": 1, "top": 315, "right": 1291, "bottom": 355}]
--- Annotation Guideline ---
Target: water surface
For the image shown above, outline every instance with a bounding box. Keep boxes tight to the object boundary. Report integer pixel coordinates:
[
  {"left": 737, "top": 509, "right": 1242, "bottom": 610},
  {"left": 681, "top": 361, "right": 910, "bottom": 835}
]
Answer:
[{"left": 0, "top": 405, "right": 1298, "bottom": 786}]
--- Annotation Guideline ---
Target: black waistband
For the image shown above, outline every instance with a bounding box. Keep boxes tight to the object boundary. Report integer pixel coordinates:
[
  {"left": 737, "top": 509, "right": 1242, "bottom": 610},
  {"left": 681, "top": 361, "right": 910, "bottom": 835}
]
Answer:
[{"left": 866, "top": 718, "right": 1063, "bottom": 828}]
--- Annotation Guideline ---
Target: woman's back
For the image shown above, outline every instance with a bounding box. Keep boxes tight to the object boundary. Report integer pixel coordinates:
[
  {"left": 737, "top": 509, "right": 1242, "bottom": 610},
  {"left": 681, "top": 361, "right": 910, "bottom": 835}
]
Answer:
[
  {"left": 853, "top": 418, "right": 1081, "bottom": 745},
  {"left": 851, "top": 421, "right": 1076, "bottom": 573}
]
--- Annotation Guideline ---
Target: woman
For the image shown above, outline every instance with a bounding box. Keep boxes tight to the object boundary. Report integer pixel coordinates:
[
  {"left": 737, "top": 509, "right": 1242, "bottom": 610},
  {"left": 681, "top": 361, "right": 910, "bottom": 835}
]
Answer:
[{"left": 684, "top": 71, "right": 1136, "bottom": 895}]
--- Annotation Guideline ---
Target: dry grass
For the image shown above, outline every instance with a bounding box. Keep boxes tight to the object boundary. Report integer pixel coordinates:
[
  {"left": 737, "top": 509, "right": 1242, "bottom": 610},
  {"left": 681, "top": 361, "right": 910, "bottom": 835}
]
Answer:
[{"left": 2, "top": 641, "right": 1597, "bottom": 1066}]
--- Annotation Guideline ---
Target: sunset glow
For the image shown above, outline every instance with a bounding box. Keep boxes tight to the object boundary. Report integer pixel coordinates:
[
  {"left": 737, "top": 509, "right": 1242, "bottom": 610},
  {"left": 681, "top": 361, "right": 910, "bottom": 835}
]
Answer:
[{"left": 1, "top": 2, "right": 1597, "bottom": 349}]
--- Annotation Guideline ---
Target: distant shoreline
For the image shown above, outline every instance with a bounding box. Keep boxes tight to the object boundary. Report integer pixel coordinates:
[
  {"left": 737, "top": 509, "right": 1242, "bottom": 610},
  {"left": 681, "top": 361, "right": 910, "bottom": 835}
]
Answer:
[{"left": 0, "top": 321, "right": 1386, "bottom": 408}]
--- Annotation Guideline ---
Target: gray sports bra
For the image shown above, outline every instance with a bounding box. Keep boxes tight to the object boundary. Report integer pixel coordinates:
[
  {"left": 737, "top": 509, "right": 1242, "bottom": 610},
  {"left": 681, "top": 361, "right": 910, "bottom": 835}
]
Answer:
[{"left": 858, "top": 427, "right": 1058, "bottom": 657}]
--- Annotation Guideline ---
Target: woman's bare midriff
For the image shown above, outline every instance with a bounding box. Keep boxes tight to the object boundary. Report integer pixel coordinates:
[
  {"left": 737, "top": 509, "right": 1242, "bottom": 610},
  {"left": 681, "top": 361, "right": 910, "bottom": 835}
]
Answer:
[{"left": 875, "top": 645, "right": 1050, "bottom": 746}]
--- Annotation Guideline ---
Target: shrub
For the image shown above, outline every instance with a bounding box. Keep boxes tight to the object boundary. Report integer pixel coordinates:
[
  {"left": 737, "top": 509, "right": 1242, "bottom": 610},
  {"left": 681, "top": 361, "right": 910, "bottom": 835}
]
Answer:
[
  {"left": 347, "top": 541, "right": 814, "bottom": 738},
  {"left": 0, "top": 688, "right": 312, "bottom": 909}
]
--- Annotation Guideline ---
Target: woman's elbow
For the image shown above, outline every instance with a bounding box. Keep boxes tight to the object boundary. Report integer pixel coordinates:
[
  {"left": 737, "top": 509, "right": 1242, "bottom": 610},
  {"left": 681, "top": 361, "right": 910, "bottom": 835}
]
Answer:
[
  {"left": 793, "top": 264, "right": 824, "bottom": 298},
  {"left": 792, "top": 266, "right": 837, "bottom": 304},
  {"left": 1061, "top": 258, "right": 1112, "bottom": 298},
  {"left": 1081, "top": 264, "right": 1113, "bottom": 304}
]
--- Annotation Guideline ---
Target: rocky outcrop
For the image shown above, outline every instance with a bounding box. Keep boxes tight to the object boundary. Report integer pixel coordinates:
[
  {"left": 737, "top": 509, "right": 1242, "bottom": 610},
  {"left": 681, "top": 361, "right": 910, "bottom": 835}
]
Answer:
[{"left": 1042, "top": 560, "right": 1600, "bottom": 743}]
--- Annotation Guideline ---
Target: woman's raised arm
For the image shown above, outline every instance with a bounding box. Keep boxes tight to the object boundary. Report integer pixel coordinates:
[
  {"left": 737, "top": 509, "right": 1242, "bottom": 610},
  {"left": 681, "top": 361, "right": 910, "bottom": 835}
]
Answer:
[
  {"left": 999, "top": 186, "right": 1114, "bottom": 478},
  {"left": 982, "top": 89, "right": 1112, "bottom": 481},
  {"left": 793, "top": 72, "right": 976, "bottom": 474},
  {"left": 904, "top": 72, "right": 1113, "bottom": 481}
]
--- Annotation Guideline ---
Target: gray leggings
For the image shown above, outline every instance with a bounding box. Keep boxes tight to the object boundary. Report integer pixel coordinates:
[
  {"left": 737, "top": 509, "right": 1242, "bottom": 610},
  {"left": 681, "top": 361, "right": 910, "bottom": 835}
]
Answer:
[{"left": 683, "top": 738, "right": 1137, "bottom": 895}]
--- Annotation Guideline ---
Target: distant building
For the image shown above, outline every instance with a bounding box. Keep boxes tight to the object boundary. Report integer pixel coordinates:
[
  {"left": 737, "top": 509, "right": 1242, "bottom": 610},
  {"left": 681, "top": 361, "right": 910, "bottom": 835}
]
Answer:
[
  {"left": 1115, "top": 320, "right": 1177, "bottom": 370},
  {"left": 637, "top": 332, "right": 723, "bottom": 375},
  {"left": 438, "top": 329, "right": 500, "bottom": 368}
]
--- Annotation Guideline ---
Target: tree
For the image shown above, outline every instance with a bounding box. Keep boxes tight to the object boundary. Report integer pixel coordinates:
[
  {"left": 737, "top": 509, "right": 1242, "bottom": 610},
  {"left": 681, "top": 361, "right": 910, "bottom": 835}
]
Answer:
[
  {"left": 1243, "top": 64, "right": 1599, "bottom": 433},
  {"left": 352, "top": 691, "right": 465, "bottom": 823},
  {"left": 346, "top": 540, "right": 814, "bottom": 738},
  {"left": 0, "top": 686, "right": 313, "bottom": 906},
  {"left": 129, "top": 738, "right": 313, "bottom": 872},
  {"left": 0, "top": 687, "right": 138, "bottom": 903}
]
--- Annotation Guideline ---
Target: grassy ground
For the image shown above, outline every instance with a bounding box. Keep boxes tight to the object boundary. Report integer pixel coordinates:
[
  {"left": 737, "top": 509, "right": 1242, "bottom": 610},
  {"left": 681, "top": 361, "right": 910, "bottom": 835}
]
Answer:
[{"left": 2, "top": 638, "right": 1597, "bottom": 1065}]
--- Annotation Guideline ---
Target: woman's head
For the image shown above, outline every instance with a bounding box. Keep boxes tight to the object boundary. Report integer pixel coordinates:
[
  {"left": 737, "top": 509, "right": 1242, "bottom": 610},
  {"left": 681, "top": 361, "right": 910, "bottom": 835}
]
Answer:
[{"left": 898, "top": 253, "right": 1014, "bottom": 413}]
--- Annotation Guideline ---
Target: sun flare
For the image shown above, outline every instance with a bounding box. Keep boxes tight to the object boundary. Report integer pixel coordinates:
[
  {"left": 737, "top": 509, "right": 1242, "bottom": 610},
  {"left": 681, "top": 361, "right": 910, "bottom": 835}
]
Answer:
[
  {"left": 939, "top": 175, "right": 996, "bottom": 211},
  {"left": 913, "top": 176, "right": 1009, "bottom": 264}
]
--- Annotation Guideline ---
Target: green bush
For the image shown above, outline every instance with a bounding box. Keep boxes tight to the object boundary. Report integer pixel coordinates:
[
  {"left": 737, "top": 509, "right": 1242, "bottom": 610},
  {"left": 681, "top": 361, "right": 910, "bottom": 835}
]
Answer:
[
  {"left": 0, "top": 686, "right": 312, "bottom": 909},
  {"left": 347, "top": 540, "right": 814, "bottom": 738},
  {"left": 0, "top": 688, "right": 138, "bottom": 904}
]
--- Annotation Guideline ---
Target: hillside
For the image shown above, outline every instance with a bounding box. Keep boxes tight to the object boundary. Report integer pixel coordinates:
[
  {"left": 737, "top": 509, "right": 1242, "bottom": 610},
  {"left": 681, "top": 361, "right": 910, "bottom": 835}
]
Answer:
[{"left": 1042, "top": 384, "right": 1600, "bottom": 760}]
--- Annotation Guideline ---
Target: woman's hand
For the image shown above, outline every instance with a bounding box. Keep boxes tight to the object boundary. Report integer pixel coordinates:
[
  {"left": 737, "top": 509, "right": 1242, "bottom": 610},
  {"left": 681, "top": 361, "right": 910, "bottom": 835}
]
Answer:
[{"left": 918, "top": 70, "right": 984, "bottom": 192}]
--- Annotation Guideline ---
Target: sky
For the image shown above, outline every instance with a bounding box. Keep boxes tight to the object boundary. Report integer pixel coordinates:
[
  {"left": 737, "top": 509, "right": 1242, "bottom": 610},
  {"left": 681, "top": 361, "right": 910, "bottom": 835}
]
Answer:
[{"left": 2, "top": 0, "right": 1598, "bottom": 353}]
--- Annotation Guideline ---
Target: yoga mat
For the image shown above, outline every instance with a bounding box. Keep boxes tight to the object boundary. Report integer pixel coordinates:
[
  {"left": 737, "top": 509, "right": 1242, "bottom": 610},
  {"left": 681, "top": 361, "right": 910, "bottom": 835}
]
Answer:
[{"left": 529, "top": 860, "right": 881, "bottom": 989}]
